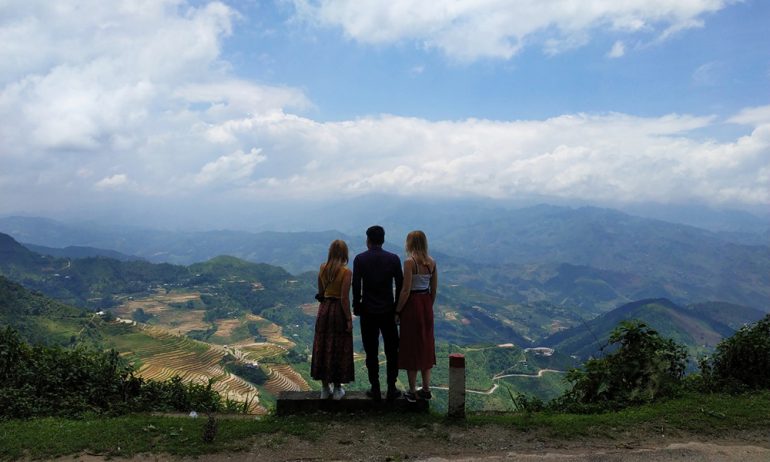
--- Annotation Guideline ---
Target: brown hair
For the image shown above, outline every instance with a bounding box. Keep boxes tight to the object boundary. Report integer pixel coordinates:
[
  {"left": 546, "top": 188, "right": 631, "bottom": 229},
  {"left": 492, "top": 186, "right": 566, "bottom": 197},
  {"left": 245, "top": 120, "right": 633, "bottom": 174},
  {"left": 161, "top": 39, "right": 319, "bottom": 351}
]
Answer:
[
  {"left": 321, "top": 239, "right": 349, "bottom": 286},
  {"left": 405, "top": 230, "right": 430, "bottom": 267}
]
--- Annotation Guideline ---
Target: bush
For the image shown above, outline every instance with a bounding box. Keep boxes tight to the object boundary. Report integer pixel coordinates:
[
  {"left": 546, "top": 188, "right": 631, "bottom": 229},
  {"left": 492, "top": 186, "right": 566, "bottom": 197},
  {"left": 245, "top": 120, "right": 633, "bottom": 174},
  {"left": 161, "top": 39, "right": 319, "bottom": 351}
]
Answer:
[
  {"left": 0, "top": 327, "right": 223, "bottom": 419},
  {"left": 701, "top": 314, "right": 770, "bottom": 392},
  {"left": 554, "top": 321, "right": 688, "bottom": 412}
]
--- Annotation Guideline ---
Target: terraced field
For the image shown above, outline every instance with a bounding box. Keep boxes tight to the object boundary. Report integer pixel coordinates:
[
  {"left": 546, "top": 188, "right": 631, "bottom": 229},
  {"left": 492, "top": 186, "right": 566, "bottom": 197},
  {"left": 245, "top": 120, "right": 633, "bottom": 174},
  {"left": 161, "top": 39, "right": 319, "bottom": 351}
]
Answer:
[
  {"left": 104, "top": 293, "right": 314, "bottom": 412},
  {"left": 263, "top": 364, "right": 310, "bottom": 395},
  {"left": 106, "top": 324, "right": 266, "bottom": 414},
  {"left": 234, "top": 341, "right": 287, "bottom": 362},
  {"left": 114, "top": 291, "right": 208, "bottom": 335},
  {"left": 258, "top": 322, "right": 294, "bottom": 347}
]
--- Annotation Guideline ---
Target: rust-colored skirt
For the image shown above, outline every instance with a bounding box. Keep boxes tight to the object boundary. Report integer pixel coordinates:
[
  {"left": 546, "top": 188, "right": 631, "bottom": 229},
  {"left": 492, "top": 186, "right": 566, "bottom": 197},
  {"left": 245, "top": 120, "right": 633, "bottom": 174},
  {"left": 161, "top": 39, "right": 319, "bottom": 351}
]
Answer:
[
  {"left": 310, "top": 298, "right": 354, "bottom": 384},
  {"left": 398, "top": 292, "right": 436, "bottom": 370}
]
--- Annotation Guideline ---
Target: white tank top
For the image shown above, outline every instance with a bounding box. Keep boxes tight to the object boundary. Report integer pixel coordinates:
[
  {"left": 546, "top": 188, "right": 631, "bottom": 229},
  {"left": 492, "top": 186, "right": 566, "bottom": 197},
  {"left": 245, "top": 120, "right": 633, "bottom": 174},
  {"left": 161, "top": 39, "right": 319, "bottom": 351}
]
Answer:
[{"left": 410, "top": 258, "right": 433, "bottom": 292}]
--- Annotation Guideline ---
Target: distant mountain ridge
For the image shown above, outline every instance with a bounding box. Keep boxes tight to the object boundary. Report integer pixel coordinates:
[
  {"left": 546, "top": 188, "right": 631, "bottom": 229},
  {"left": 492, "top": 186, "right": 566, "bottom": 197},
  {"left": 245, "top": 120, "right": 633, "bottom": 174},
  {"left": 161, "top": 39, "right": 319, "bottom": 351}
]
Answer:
[
  {"left": 23, "top": 243, "right": 143, "bottom": 262},
  {"left": 2, "top": 204, "right": 769, "bottom": 316},
  {"left": 544, "top": 298, "right": 765, "bottom": 360}
]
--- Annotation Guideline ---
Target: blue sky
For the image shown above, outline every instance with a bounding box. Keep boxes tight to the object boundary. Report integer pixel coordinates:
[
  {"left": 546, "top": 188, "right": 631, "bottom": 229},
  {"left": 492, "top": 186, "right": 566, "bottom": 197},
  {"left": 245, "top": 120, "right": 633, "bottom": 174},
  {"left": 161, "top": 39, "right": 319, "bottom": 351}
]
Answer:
[
  {"left": 223, "top": 0, "right": 768, "bottom": 123},
  {"left": 1, "top": 0, "right": 768, "bottom": 226}
]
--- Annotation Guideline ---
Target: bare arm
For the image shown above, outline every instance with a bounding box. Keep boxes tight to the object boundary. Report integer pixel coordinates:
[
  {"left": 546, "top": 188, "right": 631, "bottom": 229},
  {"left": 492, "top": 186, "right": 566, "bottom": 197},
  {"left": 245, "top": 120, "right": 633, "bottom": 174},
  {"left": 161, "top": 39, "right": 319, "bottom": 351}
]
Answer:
[
  {"left": 430, "top": 259, "right": 438, "bottom": 304},
  {"left": 341, "top": 269, "right": 353, "bottom": 332},
  {"left": 317, "top": 263, "right": 325, "bottom": 297},
  {"left": 395, "top": 259, "right": 413, "bottom": 315}
]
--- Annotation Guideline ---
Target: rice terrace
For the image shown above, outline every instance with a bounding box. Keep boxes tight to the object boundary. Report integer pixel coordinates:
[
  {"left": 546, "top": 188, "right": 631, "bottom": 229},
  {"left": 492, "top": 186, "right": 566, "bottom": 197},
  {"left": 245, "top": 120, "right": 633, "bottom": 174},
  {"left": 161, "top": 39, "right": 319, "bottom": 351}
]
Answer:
[{"left": 105, "top": 287, "right": 311, "bottom": 414}]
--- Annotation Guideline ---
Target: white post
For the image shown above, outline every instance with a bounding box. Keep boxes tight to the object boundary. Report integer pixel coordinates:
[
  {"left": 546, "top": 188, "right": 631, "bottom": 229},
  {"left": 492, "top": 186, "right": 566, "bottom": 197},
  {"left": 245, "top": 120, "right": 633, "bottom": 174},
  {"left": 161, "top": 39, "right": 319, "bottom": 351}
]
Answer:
[{"left": 448, "top": 353, "right": 465, "bottom": 418}]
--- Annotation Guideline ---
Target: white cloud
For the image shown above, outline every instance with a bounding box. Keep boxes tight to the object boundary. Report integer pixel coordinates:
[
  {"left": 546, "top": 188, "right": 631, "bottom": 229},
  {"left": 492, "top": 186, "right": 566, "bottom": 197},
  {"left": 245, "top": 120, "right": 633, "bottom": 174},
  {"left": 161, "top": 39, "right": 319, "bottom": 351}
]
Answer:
[
  {"left": 291, "top": 0, "right": 736, "bottom": 61},
  {"left": 194, "top": 148, "right": 266, "bottom": 185},
  {"left": 0, "top": 0, "right": 308, "bottom": 208},
  {"left": 197, "top": 107, "right": 769, "bottom": 206},
  {"left": 95, "top": 174, "right": 128, "bottom": 190},
  {"left": 607, "top": 41, "right": 625, "bottom": 58},
  {"left": 729, "top": 106, "right": 770, "bottom": 126}
]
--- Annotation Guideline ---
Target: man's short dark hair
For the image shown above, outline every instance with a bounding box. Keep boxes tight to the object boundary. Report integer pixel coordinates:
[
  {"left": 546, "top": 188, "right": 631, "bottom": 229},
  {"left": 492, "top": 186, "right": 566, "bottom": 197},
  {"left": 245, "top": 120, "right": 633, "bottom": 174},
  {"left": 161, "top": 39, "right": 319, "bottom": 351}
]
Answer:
[{"left": 366, "top": 225, "right": 385, "bottom": 246}]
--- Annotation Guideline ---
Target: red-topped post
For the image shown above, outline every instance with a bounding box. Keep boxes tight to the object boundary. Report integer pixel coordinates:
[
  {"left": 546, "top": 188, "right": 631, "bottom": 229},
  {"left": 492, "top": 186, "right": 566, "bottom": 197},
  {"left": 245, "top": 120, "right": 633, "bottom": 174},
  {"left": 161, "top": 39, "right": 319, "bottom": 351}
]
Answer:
[{"left": 448, "top": 353, "right": 465, "bottom": 418}]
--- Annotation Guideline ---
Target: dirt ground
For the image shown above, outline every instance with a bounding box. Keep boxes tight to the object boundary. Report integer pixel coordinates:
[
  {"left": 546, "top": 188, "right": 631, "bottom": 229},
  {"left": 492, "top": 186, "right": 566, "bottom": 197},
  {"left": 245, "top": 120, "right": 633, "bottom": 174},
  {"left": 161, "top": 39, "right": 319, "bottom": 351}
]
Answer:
[{"left": 60, "top": 418, "right": 770, "bottom": 462}]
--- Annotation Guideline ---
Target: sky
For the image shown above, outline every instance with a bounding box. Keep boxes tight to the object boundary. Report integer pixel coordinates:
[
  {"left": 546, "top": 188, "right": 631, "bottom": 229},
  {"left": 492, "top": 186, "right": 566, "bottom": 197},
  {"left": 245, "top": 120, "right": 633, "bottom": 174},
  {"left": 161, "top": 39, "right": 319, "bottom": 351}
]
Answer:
[{"left": 1, "top": 0, "right": 769, "bottom": 228}]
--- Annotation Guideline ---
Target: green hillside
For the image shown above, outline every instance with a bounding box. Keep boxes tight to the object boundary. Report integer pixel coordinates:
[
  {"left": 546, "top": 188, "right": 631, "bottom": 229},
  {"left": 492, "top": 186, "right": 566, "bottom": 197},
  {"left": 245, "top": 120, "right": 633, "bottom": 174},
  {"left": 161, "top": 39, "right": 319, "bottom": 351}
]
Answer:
[
  {"left": 544, "top": 298, "right": 737, "bottom": 359},
  {"left": 0, "top": 276, "right": 90, "bottom": 346}
]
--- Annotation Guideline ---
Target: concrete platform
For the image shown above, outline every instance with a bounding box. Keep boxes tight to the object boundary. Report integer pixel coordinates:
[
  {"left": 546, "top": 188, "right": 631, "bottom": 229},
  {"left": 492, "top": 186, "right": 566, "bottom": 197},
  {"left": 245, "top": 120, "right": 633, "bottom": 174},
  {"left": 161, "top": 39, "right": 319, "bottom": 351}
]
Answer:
[{"left": 276, "top": 390, "right": 429, "bottom": 415}]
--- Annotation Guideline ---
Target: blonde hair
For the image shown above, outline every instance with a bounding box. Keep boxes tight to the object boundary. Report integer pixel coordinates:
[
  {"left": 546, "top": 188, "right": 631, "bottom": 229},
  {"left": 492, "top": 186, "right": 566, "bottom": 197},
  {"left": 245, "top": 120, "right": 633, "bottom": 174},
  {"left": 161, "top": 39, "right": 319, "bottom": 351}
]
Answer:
[
  {"left": 321, "top": 239, "right": 349, "bottom": 286},
  {"left": 405, "top": 230, "right": 430, "bottom": 267}
]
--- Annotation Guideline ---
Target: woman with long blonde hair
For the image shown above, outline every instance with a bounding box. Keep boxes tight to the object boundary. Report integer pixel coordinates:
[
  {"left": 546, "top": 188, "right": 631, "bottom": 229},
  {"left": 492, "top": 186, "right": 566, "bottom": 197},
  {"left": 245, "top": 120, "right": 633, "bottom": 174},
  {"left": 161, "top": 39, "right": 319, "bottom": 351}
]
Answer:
[
  {"left": 310, "top": 239, "right": 354, "bottom": 400},
  {"left": 395, "top": 230, "right": 437, "bottom": 402}
]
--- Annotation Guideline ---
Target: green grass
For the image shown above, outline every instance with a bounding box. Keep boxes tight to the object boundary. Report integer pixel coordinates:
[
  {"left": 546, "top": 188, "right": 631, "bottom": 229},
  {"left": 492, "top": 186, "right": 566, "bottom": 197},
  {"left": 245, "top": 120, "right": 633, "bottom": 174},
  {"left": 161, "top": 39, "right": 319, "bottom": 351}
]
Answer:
[
  {"left": 2, "top": 392, "right": 768, "bottom": 460},
  {"left": 0, "top": 414, "right": 319, "bottom": 460},
  {"left": 469, "top": 391, "right": 770, "bottom": 438}
]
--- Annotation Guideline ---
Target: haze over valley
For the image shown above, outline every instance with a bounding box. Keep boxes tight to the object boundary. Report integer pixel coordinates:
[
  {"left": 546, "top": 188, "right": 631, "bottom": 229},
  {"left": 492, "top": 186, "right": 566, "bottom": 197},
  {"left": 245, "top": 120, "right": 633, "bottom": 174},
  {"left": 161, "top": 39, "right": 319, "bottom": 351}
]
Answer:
[{"left": 2, "top": 200, "right": 768, "bottom": 410}]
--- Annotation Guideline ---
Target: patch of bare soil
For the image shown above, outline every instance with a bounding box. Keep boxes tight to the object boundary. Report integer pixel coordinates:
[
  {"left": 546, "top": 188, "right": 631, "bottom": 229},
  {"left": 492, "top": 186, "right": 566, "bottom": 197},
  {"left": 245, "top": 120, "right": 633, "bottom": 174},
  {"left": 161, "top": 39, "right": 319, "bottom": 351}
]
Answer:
[{"left": 59, "top": 419, "right": 770, "bottom": 462}]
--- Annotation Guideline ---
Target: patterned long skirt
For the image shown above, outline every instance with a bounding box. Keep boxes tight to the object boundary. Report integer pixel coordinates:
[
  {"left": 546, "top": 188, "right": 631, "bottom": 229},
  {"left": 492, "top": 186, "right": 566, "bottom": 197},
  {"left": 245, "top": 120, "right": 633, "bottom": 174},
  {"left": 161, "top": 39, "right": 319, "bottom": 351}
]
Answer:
[
  {"left": 310, "top": 298, "right": 354, "bottom": 384},
  {"left": 398, "top": 292, "right": 436, "bottom": 370}
]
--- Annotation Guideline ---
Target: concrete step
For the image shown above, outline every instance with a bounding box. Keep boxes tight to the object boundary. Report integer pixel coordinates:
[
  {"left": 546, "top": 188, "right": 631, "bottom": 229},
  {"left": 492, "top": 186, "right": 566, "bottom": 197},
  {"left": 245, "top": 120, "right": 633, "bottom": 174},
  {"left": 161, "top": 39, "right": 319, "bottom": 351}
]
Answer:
[{"left": 276, "top": 391, "right": 429, "bottom": 415}]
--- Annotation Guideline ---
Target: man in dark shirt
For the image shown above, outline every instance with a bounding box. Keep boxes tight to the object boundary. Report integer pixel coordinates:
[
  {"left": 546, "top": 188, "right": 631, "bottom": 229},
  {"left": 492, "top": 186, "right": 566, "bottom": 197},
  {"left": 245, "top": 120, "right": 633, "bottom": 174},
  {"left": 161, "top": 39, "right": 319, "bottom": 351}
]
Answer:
[{"left": 352, "top": 225, "right": 403, "bottom": 400}]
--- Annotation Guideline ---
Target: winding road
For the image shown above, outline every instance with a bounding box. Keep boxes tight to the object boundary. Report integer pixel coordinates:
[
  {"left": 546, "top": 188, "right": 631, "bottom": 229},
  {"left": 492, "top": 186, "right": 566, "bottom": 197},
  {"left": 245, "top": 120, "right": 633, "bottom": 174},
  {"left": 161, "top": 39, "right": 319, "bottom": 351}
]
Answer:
[{"left": 433, "top": 368, "right": 566, "bottom": 395}]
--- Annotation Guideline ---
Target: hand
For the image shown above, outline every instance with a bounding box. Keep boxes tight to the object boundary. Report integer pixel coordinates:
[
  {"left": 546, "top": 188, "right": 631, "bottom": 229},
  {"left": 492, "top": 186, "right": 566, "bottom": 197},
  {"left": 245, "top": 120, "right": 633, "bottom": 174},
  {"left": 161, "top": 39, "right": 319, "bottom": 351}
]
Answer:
[
  {"left": 394, "top": 313, "right": 400, "bottom": 325},
  {"left": 346, "top": 319, "right": 353, "bottom": 333}
]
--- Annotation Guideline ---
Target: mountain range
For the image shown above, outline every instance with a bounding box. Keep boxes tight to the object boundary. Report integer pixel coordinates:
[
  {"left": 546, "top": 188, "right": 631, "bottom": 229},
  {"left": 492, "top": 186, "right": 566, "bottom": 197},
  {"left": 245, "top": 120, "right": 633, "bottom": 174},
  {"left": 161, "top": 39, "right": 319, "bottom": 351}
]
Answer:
[
  {"left": 544, "top": 298, "right": 766, "bottom": 360},
  {"left": 2, "top": 223, "right": 768, "bottom": 407},
  {"left": 2, "top": 204, "right": 768, "bottom": 322}
]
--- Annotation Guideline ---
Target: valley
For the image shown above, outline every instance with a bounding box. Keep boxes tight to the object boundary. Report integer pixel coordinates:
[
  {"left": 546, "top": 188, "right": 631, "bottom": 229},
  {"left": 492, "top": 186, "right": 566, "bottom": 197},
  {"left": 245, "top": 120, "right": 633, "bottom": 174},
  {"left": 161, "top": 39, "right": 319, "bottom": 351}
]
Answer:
[{"left": 1, "top": 203, "right": 769, "bottom": 413}]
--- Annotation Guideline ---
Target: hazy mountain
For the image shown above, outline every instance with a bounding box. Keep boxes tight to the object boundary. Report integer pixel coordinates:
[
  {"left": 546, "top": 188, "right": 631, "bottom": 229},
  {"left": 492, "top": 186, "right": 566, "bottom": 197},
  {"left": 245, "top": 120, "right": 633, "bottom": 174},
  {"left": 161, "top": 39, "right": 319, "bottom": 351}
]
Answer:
[
  {"left": 0, "top": 217, "right": 353, "bottom": 273},
  {"left": 686, "top": 301, "right": 767, "bottom": 331},
  {"left": 430, "top": 205, "right": 770, "bottom": 310},
  {"left": 3, "top": 203, "right": 769, "bottom": 312},
  {"left": 621, "top": 203, "right": 770, "bottom": 243},
  {"left": 24, "top": 243, "right": 143, "bottom": 262},
  {"left": 542, "top": 298, "right": 755, "bottom": 360},
  {"left": 0, "top": 232, "right": 190, "bottom": 308}
]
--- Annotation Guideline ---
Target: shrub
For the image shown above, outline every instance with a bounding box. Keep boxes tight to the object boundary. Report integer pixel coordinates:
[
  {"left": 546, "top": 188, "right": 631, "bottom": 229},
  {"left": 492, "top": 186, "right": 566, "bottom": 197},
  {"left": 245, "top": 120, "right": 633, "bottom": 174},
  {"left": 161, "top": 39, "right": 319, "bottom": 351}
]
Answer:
[
  {"left": 701, "top": 314, "right": 770, "bottom": 392},
  {"left": 0, "top": 327, "right": 223, "bottom": 419},
  {"left": 554, "top": 321, "right": 688, "bottom": 412}
]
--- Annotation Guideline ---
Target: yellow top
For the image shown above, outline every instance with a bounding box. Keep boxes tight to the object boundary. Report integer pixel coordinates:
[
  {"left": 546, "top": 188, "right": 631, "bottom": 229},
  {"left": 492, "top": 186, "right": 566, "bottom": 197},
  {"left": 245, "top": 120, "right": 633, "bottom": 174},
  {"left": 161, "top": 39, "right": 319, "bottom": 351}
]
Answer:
[{"left": 323, "top": 266, "right": 350, "bottom": 298}]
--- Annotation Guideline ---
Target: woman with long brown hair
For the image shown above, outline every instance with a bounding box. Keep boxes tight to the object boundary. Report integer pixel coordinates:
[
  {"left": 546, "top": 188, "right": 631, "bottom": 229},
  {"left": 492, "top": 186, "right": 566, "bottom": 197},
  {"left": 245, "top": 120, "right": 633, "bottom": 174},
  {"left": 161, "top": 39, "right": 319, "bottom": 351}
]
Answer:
[
  {"left": 395, "top": 230, "right": 437, "bottom": 402},
  {"left": 310, "top": 239, "right": 354, "bottom": 399}
]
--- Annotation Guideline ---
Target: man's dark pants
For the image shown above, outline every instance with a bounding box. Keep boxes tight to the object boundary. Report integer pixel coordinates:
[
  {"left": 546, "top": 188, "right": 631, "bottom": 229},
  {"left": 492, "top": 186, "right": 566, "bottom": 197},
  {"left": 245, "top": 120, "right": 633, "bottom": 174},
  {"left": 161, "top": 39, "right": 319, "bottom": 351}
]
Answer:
[{"left": 359, "top": 312, "right": 399, "bottom": 391}]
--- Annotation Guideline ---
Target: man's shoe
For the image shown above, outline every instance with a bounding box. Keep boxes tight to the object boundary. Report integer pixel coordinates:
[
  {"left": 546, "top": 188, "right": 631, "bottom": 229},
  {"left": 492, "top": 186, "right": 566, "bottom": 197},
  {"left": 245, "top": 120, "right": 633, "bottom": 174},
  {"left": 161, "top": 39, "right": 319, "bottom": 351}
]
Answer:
[
  {"left": 386, "top": 388, "right": 402, "bottom": 401},
  {"left": 320, "top": 385, "right": 332, "bottom": 399},
  {"left": 365, "top": 388, "right": 382, "bottom": 401},
  {"left": 403, "top": 391, "right": 417, "bottom": 403},
  {"left": 332, "top": 386, "right": 346, "bottom": 401},
  {"left": 416, "top": 388, "right": 432, "bottom": 400}
]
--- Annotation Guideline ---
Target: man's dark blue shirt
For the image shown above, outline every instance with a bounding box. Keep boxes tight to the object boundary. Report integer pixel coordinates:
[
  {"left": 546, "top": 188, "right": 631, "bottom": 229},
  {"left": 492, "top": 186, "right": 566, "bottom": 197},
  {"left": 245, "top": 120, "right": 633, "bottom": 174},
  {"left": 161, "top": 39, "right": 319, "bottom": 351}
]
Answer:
[{"left": 352, "top": 246, "right": 403, "bottom": 316}]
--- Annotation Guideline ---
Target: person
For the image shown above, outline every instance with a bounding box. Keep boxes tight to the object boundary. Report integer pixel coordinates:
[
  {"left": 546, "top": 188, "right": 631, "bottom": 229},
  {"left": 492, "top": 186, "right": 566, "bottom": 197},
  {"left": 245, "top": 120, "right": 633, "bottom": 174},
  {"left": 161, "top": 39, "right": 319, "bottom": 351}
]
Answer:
[
  {"left": 310, "top": 239, "right": 354, "bottom": 400},
  {"left": 395, "top": 230, "right": 437, "bottom": 402},
  {"left": 352, "top": 225, "right": 403, "bottom": 401}
]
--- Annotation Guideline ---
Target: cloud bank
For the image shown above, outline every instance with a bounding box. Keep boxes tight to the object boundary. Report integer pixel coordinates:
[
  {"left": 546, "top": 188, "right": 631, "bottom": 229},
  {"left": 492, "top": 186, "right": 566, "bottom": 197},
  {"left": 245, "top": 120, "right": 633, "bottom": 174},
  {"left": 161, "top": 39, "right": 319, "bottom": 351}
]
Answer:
[
  {"left": 291, "top": 0, "right": 735, "bottom": 60},
  {"left": 1, "top": 1, "right": 767, "bottom": 220}
]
